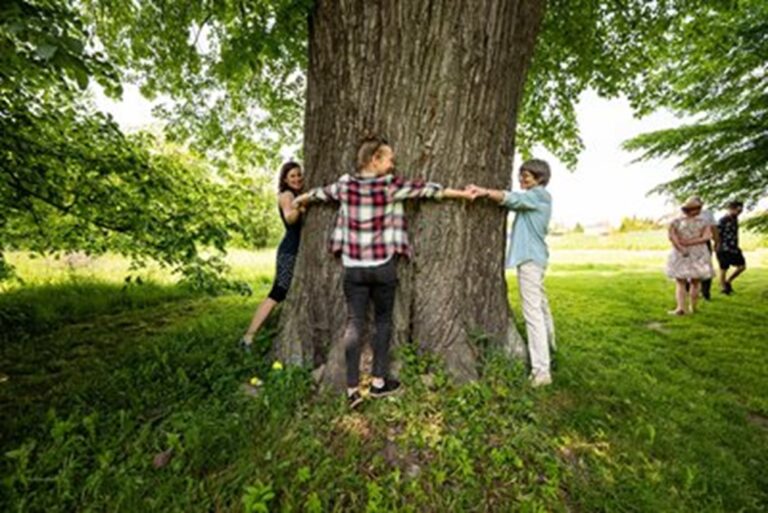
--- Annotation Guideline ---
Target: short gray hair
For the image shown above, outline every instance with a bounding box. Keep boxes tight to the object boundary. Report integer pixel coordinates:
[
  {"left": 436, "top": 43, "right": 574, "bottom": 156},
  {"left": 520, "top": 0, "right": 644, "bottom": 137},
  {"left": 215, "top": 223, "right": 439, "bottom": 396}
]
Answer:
[{"left": 520, "top": 159, "right": 551, "bottom": 186}]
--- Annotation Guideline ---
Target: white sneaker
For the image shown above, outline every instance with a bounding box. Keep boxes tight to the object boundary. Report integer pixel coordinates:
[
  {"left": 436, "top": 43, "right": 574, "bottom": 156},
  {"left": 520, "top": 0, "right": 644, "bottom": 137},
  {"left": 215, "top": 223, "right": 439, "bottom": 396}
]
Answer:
[{"left": 530, "top": 372, "right": 552, "bottom": 388}]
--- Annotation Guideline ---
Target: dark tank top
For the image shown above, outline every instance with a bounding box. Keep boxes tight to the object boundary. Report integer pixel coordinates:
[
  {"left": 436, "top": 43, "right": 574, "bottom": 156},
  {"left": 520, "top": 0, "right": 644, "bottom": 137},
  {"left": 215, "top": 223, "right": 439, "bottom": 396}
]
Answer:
[{"left": 277, "top": 191, "right": 302, "bottom": 255}]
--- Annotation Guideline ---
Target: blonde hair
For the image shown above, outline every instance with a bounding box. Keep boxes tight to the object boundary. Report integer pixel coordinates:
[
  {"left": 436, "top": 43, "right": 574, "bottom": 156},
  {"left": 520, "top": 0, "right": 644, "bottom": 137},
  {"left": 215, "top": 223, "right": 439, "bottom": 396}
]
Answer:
[{"left": 356, "top": 136, "right": 389, "bottom": 171}]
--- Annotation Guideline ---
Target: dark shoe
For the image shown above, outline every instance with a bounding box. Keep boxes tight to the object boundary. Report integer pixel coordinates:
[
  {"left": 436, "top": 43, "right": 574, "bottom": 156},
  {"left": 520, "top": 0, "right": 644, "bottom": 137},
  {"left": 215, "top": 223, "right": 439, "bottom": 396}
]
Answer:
[
  {"left": 702, "top": 289, "right": 711, "bottom": 300},
  {"left": 347, "top": 391, "right": 364, "bottom": 409},
  {"left": 721, "top": 282, "right": 733, "bottom": 295},
  {"left": 238, "top": 337, "right": 253, "bottom": 355},
  {"left": 370, "top": 378, "right": 401, "bottom": 398}
]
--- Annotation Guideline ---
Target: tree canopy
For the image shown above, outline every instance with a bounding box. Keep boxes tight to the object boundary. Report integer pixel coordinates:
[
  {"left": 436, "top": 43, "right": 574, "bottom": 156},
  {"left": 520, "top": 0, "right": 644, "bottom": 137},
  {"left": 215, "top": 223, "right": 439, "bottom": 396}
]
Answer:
[
  {"left": 624, "top": 0, "right": 767, "bottom": 230},
  {"left": 2, "top": 0, "right": 764, "bottom": 284},
  {"left": 81, "top": 0, "right": 708, "bottom": 168}
]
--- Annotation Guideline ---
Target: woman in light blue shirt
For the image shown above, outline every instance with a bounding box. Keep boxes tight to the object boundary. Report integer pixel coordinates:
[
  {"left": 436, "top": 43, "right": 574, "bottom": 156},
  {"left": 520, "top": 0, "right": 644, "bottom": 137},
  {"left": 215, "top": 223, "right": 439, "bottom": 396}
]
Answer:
[{"left": 469, "top": 159, "right": 555, "bottom": 387}]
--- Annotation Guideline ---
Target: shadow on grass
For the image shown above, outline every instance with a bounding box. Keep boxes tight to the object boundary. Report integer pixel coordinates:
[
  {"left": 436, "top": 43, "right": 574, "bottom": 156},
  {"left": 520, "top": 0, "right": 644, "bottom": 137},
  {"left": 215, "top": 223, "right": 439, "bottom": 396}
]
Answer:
[
  {"left": 0, "top": 278, "right": 203, "bottom": 342},
  {"left": 0, "top": 278, "right": 277, "bottom": 457}
]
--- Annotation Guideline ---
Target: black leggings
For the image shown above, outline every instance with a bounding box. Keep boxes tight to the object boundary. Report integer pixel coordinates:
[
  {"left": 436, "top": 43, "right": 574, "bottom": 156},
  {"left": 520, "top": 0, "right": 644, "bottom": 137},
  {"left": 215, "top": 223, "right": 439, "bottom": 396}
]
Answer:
[
  {"left": 267, "top": 252, "right": 297, "bottom": 302},
  {"left": 342, "top": 259, "right": 397, "bottom": 387}
]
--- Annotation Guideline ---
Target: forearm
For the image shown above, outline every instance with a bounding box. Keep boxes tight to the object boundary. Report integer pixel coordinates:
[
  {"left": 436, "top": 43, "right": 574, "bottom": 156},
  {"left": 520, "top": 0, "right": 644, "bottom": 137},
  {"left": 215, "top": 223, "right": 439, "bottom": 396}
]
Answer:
[
  {"left": 292, "top": 192, "right": 312, "bottom": 208},
  {"left": 392, "top": 180, "right": 443, "bottom": 201},
  {"left": 473, "top": 186, "right": 537, "bottom": 209},
  {"left": 671, "top": 239, "right": 688, "bottom": 253},
  {"left": 295, "top": 188, "right": 332, "bottom": 206},
  {"left": 682, "top": 236, "right": 710, "bottom": 246},
  {"left": 477, "top": 188, "right": 506, "bottom": 203},
  {"left": 438, "top": 188, "right": 472, "bottom": 200},
  {"left": 302, "top": 181, "right": 343, "bottom": 205}
]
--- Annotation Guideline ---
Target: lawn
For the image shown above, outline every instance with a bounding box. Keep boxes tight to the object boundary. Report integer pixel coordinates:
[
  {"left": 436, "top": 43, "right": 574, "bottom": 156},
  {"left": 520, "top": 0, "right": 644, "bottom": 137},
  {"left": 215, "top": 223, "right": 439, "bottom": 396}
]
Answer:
[{"left": 1, "top": 241, "right": 767, "bottom": 512}]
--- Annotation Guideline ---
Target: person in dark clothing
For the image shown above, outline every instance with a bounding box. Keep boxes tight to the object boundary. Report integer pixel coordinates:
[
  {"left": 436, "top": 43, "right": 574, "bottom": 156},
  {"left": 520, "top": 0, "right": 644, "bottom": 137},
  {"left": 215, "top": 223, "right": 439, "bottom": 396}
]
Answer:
[
  {"left": 717, "top": 200, "right": 746, "bottom": 295},
  {"left": 239, "top": 162, "right": 305, "bottom": 353}
]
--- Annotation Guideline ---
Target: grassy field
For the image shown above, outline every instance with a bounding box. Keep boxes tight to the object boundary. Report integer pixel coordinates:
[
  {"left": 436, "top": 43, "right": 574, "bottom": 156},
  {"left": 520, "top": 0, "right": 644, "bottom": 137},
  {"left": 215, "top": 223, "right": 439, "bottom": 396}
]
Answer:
[
  {"left": 2, "top": 234, "right": 767, "bottom": 512},
  {"left": 547, "top": 228, "right": 768, "bottom": 251}
]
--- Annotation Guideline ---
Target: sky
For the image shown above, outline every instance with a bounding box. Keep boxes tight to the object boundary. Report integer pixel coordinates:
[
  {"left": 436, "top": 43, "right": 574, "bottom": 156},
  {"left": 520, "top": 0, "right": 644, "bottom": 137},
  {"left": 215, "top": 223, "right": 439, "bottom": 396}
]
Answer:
[
  {"left": 539, "top": 90, "right": 683, "bottom": 228},
  {"left": 95, "top": 85, "right": 687, "bottom": 228}
]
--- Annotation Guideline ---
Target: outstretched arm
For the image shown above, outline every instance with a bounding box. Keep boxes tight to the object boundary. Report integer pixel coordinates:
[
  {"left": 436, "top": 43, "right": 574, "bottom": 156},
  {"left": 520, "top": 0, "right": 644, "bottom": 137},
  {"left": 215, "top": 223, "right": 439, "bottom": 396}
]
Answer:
[
  {"left": 390, "top": 177, "right": 475, "bottom": 201},
  {"left": 292, "top": 182, "right": 341, "bottom": 209},
  {"left": 438, "top": 188, "right": 475, "bottom": 201},
  {"left": 467, "top": 185, "right": 506, "bottom": 203},
  {"left": 279, "top": 192, "right": 304, "bottom": 224},
  {"left": 467, "top": 184, "right": 540, "bottom": 210},
  {"left": 389, "top": 178, "right": 443, "bottom": 201}
]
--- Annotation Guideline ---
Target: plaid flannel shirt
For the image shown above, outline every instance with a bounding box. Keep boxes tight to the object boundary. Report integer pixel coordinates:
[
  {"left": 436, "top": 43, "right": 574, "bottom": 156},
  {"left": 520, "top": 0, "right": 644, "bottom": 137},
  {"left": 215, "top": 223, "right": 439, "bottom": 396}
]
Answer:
[{"left": 307, "top": 173, "right": 443, "bottom": 261}]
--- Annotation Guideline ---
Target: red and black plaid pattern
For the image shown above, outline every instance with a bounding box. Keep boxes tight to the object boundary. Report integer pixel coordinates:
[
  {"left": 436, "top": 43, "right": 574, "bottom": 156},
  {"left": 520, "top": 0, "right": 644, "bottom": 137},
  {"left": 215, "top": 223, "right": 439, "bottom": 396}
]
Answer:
[{"left": 307, "top": 173, "right": 442, "bottom": 261}]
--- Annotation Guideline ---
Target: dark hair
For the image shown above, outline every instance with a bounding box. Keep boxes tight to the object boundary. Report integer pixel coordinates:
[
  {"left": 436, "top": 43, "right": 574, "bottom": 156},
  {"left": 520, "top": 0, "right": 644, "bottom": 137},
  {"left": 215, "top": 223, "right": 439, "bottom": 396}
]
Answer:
[
  {"left": 356, "top": 136, "right": 389, "bottom": 171},
  {"left": 727, "top": 200, "right": 744, "bottom": 209},
  {"left": 520, "top": 159, "right": 551, "bottom": 186},
  {"left": 278, "top": 161, "right": 302, "bottom": 193}
]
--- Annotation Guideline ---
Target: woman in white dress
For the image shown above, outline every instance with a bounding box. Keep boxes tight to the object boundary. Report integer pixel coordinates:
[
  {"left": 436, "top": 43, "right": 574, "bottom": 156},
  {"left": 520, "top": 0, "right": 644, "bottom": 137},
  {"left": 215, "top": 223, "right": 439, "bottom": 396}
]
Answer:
[{"left": 666, "top": 197, "right": 714, "bottom": 315}]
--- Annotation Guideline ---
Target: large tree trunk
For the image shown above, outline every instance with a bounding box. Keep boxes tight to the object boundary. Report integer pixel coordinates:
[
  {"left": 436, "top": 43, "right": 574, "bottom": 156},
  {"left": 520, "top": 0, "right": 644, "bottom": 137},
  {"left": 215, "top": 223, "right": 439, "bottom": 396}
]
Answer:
[{"left": 277, "top": 0, "right": 545, "bottom": 388}]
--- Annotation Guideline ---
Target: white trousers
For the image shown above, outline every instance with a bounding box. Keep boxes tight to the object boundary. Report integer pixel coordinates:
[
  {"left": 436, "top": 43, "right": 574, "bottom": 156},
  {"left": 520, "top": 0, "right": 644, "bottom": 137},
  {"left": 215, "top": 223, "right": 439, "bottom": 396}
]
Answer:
[{"left": 517, "top": 261, "right": 556, "bottom": 377}]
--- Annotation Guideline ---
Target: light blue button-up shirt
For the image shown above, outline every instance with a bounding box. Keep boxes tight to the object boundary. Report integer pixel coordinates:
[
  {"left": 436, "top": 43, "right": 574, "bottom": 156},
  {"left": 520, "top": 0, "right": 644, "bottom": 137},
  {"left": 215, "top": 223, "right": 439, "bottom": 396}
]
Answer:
[{"left": 501, "top": 186, "right": 552, "bottom": 269}]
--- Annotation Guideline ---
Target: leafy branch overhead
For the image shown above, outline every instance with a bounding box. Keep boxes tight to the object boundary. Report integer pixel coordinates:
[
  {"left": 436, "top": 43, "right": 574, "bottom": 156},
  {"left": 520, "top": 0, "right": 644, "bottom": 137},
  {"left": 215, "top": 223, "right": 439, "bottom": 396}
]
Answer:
[
  {"left": 623, "top": 0, "right": 767, "bottom": 229},
  {"left": 82, "top": 0, "right": 724, "bottom": 170},
  {"left": 1, "top": 0, "right": 282, "bottom": 287},
  {"left": 80, "top": 0, "right": 311, "bottom": 167}
]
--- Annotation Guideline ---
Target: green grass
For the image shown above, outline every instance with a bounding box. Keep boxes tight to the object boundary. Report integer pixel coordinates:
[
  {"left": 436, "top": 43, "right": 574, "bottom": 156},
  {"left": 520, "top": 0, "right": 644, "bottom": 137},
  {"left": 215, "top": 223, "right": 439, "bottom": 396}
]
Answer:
[
  {"left": 517, "top": 267, "right": 768, "bottom": 511},
  {"left": 2, "top": 245, "right": 767, "bottom": 512},
  {"left": 549, "top": 228, "right": 767, "bottom": 251}
]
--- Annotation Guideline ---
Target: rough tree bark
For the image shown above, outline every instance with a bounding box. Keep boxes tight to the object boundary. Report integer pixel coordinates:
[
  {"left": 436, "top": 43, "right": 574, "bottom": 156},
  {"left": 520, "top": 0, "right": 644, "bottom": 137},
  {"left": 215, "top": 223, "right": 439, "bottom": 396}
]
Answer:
[{"left": 277, "top": 0, "right": 545, "bottom": 388}]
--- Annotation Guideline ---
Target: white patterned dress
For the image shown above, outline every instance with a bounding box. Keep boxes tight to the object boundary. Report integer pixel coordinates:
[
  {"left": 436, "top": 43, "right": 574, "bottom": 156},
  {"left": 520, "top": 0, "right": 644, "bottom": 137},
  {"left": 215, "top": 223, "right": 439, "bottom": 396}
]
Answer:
[{"left": 666, "top": 217, "right": 714, "bottom": 280}]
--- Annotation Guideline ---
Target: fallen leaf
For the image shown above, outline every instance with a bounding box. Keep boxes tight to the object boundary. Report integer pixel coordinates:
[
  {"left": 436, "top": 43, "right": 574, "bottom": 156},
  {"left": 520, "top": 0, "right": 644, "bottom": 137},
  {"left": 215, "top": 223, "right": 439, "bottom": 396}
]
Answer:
[{"left": 152, "top": 449, "right": 173, "bottom": 469}]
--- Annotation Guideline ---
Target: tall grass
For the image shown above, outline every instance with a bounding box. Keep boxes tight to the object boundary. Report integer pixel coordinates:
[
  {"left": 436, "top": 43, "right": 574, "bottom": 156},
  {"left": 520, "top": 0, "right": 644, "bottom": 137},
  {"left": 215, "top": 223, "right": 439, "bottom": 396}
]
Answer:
[{"left": 2, "top": 237, "right": 767, "bottom": 511}]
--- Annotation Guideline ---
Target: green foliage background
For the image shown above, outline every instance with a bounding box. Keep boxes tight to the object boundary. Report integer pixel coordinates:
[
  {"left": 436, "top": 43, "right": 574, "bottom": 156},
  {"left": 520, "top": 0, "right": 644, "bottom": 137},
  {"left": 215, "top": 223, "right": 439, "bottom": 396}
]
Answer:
[
  {"left": 1, "top": 0, "right": 286, "bottom": 288},
  {"left": 624, "top": 0, "right": 768, "bottom": 230},
  {"left": 2, "top": 0, "right": 766, "bottom": 286}
]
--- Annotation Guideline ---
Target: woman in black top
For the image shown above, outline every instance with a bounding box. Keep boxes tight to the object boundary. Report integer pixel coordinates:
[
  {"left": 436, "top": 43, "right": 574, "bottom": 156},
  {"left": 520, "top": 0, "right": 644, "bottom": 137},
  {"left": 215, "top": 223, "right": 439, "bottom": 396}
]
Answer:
[{"left": 239, "top": 162, "right": 304, "bottom": 352}]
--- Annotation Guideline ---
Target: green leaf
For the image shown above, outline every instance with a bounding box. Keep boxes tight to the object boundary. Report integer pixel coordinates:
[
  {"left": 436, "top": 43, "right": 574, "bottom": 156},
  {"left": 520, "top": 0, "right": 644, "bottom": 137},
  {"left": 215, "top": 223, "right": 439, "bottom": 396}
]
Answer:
[
  {"left": 63, "top": 36, "right": 85, "bottom": 55},
  {"left": 72, "top": 62, "right": 89, "bottom": 89},
  {"left": 36, "top": 43, "right": 58, "bottom": 61}
]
